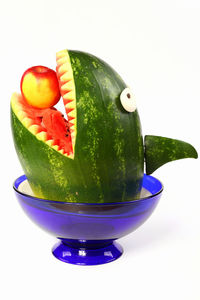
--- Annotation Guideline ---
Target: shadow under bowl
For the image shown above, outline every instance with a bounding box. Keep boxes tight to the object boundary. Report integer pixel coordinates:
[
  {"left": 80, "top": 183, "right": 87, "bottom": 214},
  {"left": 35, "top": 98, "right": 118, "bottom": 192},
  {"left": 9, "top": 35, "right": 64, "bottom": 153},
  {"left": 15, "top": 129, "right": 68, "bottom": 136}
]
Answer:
[{"left": 13, "top": 174, "right": 163, "bottom": 266}]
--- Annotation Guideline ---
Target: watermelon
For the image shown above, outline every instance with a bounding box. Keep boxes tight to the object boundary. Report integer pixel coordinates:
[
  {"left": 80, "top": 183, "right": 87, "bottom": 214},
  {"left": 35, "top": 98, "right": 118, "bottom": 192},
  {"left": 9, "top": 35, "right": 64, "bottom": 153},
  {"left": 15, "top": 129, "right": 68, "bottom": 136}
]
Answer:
[
  {"left": 11, "top": 49, "right": 198, "bottom": 203},
  {"left": 11, "top": 50, "right": 144, "bottom": 203}
]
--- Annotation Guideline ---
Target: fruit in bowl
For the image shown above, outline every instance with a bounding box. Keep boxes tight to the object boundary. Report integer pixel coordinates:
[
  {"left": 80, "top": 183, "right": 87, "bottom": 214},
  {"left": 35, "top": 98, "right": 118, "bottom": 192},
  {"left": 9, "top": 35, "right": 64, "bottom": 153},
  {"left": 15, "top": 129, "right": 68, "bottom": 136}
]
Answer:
[
  {"left": 11, "top": 49, "right": 198, "bottom": 203},
  {"left": 11, "top": 50, "right": 198, "bottom": 265}
]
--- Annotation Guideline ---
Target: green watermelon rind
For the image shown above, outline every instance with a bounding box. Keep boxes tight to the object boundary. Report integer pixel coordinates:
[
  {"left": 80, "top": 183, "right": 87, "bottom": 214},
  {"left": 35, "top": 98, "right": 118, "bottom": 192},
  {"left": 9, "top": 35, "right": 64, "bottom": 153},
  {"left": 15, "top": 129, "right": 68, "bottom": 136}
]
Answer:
[{"left": 11, "top": 50, "right": 144, "bottom": 203}]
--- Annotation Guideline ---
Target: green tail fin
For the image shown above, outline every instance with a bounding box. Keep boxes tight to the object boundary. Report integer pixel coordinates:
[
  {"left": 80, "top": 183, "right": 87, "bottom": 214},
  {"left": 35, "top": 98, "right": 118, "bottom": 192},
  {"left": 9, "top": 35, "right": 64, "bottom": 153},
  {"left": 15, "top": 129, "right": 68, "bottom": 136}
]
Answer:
[{"left": 144, "top": 135, "right": 198, "bottom": 175}]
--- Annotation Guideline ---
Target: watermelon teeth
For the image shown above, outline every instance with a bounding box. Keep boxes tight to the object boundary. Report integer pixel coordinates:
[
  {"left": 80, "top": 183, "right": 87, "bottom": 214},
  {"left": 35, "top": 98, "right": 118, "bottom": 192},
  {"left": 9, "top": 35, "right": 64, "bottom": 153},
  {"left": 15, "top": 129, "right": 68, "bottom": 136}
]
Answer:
[
  {"left": 56, "top": 64, "right": 69, "bottom": 76},
  {"left": 21, "top": 117, "right": 33, "bottom": 127},
  {"left": 60, "top": 80, "right": 74, "bottom": 93},
  {"left": 60, "top": 70, "right": 73, "bottom": 83},
  {"left": 56, "top": 57, "right": 69, "bottom": 66},
  {"left": 18, "top": 110, "right": 27, "bottom": 120},
  {"left": 46, "top": 139, "right": 54, "bottom": 146},
  {"left": 56, "top": 49, "right": 77, "bottom": 158},
  {"left": 52, "top": 145, "right": 60, "bottom": 151},
  {"left": 11, "top": 93, "right": 73, "bottom": 156},
  {"left": 36, "top": 132, "right": 48, "bottom": 141},
  {"left": 65, "top": 107, "right": 73, "bottom": 114},
  {"left": 29, "top": 124, "right": 41, "bottom": 135},
  {"left": 63, "top": 91, "right": 75, "bottom": 101}
]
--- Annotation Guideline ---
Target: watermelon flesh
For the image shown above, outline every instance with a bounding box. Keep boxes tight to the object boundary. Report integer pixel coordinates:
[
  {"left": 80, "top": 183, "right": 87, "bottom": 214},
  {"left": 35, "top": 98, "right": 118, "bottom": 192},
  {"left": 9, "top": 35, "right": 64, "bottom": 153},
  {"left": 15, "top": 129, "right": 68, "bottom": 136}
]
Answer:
[{"left": 16, "top": 95, "right": 73, "bottom": 155}]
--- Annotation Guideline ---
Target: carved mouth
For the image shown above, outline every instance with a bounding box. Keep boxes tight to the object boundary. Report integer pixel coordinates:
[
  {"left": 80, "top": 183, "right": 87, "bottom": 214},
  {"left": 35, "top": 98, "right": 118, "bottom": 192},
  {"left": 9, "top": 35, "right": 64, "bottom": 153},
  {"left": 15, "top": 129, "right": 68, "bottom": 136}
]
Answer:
[{"left": 11, "top": 50, "right": 77, "bottom": 160}]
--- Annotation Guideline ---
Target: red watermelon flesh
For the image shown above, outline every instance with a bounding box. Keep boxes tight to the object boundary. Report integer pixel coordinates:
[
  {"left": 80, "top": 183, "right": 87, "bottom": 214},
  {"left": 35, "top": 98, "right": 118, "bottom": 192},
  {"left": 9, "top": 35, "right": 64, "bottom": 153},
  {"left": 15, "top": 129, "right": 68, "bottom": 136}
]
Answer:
[{"left": 18, "top": 95, "right": 73, "bottom": 155}]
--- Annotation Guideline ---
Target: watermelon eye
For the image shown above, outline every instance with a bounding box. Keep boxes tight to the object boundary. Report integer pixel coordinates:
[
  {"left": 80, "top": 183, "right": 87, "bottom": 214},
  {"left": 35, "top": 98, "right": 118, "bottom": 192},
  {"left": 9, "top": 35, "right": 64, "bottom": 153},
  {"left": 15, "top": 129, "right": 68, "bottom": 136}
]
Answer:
[{"left": 120, "top": 88, "right": 137, "bottom": 112}]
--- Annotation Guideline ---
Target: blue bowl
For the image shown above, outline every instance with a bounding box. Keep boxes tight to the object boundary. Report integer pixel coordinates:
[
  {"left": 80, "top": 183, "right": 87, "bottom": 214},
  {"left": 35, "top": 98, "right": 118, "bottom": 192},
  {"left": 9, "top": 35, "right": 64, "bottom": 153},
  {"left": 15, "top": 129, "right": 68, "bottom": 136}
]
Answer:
[{"left": 13, "top": 174, "right": 163, "bottom": 266}]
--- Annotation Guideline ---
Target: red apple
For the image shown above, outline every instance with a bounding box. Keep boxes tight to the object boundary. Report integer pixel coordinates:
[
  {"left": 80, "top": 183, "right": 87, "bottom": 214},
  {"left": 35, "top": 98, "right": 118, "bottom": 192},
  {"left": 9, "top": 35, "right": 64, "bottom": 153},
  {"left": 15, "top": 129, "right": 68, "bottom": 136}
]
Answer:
[{"left": 20, "top": 66, "right": 61, "bottom": 109}]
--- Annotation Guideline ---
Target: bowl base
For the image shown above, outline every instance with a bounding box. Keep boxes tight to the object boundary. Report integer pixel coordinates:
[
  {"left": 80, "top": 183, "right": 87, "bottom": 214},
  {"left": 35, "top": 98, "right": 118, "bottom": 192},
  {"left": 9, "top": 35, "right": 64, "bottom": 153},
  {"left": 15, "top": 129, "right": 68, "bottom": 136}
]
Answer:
[{"left": 52, "top": 240, "right": 123, "bottom": 266}]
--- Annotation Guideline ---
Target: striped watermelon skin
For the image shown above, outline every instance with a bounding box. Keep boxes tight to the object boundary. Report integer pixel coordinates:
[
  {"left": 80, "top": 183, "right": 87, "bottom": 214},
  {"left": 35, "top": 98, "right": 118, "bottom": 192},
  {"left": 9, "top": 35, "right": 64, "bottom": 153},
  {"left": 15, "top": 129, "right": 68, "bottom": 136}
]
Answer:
[{"left": 11, "top": 50, "right": 144, "bottom": 203}]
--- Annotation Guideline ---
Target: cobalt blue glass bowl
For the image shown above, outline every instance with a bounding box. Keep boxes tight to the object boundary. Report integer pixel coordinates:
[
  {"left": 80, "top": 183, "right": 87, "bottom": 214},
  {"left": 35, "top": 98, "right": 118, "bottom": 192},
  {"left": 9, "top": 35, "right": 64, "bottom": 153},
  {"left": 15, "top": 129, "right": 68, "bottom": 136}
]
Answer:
[{"left": 13, "top": 174, "right": 163, "bottom": 266}]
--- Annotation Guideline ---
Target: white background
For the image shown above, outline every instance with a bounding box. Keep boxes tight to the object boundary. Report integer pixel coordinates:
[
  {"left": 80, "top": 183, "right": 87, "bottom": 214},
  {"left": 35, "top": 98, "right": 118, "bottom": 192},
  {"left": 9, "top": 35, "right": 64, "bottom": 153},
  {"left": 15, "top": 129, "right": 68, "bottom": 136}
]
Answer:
[{"left": 0, "top": 0, "right": 200, "bottom": 299}]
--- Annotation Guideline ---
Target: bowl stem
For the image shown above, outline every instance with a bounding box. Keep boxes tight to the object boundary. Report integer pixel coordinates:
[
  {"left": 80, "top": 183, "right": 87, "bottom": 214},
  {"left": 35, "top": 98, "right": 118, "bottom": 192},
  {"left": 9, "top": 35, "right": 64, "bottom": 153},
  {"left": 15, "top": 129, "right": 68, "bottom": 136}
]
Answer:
[{"left": 52, "top": 238, "right": 123, "bottom": 266}]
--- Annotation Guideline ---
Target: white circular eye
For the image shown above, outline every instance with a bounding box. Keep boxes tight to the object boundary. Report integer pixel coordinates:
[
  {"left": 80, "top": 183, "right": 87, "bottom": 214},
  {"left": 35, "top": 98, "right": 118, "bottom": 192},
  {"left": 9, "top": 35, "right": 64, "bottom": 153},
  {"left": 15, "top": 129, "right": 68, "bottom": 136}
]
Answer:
[{"left": 120, "top": 88, "right": 137, "bottom": 112}]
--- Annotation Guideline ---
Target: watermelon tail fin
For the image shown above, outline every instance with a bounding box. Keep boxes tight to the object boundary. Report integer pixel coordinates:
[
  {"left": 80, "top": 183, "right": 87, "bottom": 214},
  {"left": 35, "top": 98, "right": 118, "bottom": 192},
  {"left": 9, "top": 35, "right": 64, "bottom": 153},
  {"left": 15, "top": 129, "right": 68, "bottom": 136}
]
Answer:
[{"left": 144, "top": 135, "right": 198, "bottom": 175}]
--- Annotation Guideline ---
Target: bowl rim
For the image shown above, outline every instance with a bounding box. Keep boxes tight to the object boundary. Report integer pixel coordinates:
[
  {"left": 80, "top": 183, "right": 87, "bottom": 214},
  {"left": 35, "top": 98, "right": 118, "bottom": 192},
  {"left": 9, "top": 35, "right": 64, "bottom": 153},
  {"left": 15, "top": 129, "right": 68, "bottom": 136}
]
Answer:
[{"left": 13, "top": 174, "right": 164, "bottom": 206}]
